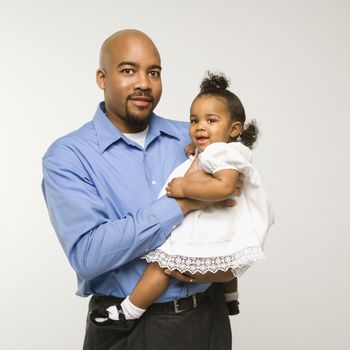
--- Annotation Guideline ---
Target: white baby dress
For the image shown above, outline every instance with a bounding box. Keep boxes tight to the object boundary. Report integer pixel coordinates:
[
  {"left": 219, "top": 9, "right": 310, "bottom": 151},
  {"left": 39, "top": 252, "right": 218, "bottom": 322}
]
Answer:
[{"left": 144, "top": 142, "right": 274, "bottom": 276}]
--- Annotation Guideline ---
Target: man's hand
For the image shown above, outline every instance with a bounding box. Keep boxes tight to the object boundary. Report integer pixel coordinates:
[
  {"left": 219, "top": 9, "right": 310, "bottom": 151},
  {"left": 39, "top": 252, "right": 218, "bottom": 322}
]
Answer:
[
  {"left": 164, "top": 269, "right": 235, "bottom": 283},
  {"left": 234, "top": 172, "right": 245, "bottom": 196},
  {"left": 166, "top": 177, "right": 186, "bottom": 198}
]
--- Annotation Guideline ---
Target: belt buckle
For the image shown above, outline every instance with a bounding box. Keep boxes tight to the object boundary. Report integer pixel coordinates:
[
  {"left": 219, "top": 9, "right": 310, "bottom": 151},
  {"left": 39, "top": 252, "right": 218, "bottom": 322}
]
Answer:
[
  {"left": 192, "top": 294, "right": 197, "bottom": 308},
  {"left": 173, "top": 294, "right": 197, "bottom": 314},
  {"left": 173, "top": 299, "right": 185, "bottom": 313}
]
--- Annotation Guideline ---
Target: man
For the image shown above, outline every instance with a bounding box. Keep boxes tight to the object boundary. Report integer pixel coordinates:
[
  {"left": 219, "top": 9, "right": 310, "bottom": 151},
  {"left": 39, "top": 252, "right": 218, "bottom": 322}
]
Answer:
[{"left": 42, "top": 29, "right": 239, "bottom": 350}]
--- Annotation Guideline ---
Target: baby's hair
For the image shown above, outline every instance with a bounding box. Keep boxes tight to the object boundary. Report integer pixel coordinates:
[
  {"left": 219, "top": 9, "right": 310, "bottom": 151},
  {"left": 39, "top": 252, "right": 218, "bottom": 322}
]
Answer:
[{"left": 197, "top": 71, "right": 258, "bottom": 149}]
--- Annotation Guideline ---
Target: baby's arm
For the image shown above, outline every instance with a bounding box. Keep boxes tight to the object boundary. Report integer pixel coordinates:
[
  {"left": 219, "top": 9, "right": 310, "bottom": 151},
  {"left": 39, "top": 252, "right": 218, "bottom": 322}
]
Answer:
[{"left": 166, "top": 169, "right": 239, "bottom": 201}]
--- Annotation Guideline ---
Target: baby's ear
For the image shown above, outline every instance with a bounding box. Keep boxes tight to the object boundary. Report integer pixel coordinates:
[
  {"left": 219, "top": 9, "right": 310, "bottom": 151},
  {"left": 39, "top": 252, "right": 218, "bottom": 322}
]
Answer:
[{"left": 230, "top": 122, "right": 243, "bottom": 138}]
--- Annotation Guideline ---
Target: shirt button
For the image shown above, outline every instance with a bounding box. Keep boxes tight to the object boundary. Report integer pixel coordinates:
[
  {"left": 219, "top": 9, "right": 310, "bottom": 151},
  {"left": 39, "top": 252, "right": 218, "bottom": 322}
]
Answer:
[
  {"left": 172, "top": 225, "right": 177, "bottom": 230},
  {"left": 151, "top": 180, "right": 157, "bottom": 185},
  {"left": 145, "top": 248, "right": 149, "bottom": 253}
]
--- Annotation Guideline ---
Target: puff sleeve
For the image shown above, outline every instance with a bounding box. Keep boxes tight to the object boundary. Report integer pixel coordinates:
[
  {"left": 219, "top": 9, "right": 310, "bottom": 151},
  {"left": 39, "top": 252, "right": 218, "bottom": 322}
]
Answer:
[{"left": 198, "top": 142, "right": 261, "bottom": 186}]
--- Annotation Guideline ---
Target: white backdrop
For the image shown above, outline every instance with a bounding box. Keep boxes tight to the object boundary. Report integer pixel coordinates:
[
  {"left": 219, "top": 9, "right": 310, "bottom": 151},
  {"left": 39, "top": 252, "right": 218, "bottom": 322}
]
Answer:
[{"left": 1, "top": 1, "right": 349, "bottom": 349}]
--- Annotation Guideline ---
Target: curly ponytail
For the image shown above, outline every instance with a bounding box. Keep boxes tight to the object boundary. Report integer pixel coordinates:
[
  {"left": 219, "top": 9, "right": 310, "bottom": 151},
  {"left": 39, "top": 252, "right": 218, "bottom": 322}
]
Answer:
[
  {"left": 196, "top": 71, "right": 259, "bottom": 149},
  {"left": 200, "top": 72, "right": 229, "bottom": 91},
  {"left": 239, "top": 120, "right": 259, "bottom": 149}
]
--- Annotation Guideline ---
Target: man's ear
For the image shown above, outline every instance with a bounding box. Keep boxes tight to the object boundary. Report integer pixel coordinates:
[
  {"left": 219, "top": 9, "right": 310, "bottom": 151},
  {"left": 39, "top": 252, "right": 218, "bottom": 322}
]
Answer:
[
  {"left": 96, "top": 68, "right": 106, "bottom": 90},
  {"left": 230, "top": 121, "right": 243, "bottom": 138}
]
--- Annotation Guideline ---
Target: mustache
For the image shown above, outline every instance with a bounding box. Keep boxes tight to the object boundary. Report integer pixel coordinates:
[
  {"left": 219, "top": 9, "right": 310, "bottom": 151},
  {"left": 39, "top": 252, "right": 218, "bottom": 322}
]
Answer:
[{"left": 127, "top": 91, "right": 153, "bottom": 102}]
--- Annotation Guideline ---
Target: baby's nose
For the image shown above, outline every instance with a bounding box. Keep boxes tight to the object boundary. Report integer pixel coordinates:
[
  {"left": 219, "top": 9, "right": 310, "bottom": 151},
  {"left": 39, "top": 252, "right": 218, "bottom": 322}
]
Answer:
[{"left": 196, "top": 122, "right": 206, "bottom": 130}]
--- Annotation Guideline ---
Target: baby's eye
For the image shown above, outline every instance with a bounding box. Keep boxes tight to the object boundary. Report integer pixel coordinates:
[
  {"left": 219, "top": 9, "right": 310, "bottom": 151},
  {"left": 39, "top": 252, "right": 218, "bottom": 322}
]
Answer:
[
  {"left": 190, "top": 119, "right": 198, "bottom": 124},
  {"left": 207, "top": 119, "right": 216, "bottom": 124}
]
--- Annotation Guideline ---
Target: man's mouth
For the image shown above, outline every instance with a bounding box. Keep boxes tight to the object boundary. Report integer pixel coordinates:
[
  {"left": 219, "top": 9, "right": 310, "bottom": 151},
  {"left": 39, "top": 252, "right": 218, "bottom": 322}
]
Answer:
[{"left": 128, "top": 93, "right": 153, "bottom": 108}]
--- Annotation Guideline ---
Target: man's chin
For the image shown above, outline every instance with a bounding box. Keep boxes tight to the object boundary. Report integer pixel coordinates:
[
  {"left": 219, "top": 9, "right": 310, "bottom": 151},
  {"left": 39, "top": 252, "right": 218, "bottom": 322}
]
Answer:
[{"left": 125, "top": 111, "right": 153, "bottom": 127}]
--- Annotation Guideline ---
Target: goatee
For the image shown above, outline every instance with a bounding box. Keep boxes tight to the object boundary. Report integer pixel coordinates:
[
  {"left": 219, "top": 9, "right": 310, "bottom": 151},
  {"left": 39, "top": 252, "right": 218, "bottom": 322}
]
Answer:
[
  {"left": 124, "top": 90, "right": 154, "bottom": 127},
  {"left": 124, "top": 107, "right": 153, "bottom": 127}
]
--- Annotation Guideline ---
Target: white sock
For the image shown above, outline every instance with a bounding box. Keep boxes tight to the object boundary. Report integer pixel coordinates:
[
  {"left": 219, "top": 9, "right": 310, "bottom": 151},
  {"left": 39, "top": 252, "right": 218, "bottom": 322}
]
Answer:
[
  {"left": 95, "top": 296, "right": 146, "bottom": 323},
  {"left": 98, "top": 296, "right": 147, "bottom": 321},
  {"left": 225, "top": 291, "right": 239, "bottom": 302},
  {"left": 120, "top": 296, "right": 146, "bottom": 320}
]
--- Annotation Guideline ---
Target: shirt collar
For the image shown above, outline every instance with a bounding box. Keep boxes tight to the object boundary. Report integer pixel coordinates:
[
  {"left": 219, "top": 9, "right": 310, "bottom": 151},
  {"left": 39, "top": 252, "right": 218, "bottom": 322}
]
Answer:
[
  {"left": 93, "top": 102, "right": 183, "bottom": 153},
  {"left": 93, "top": 102, "right": 124, "bottom": 152}
]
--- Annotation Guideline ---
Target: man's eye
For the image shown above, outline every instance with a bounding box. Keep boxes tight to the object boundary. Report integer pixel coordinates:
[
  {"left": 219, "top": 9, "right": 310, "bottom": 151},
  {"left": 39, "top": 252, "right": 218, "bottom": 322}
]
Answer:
[
  {"left": 149, "top": 71, "right": 160, "bottom": 77},
  {"left": 121, "top": 69, "right": 133, "bottom": 75}
]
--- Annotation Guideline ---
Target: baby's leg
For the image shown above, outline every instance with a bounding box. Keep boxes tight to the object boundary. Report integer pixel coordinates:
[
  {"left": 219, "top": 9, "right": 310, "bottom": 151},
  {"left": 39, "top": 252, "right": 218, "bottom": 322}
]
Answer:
[
  {"left": 223, "top": 276, "right": 237, "bottom": 294},
  {"left": 98, "top": 262, "right": 170, "bottom": 322},
  {"left": 129, "top": 262, "right": 170, "bottom": 309},
  {"left": 222, "top": 277, "right": 240, "bottom": 315}
]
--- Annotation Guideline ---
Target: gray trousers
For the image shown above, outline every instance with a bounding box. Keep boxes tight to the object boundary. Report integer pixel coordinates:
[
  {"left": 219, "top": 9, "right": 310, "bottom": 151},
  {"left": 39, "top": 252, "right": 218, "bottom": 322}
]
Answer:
[{"left": 83, "top": 284, "right": 232, "bottom": 350}]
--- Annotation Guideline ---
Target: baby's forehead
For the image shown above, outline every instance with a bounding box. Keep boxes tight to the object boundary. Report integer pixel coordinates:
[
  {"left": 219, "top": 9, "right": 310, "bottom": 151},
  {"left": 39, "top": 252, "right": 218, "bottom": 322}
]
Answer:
[
  {"left": 191, "top": 95, "right": 230, "bottom": 112},
  {"left": 193, "top": 94, "right": 228, "bottom": 106}
]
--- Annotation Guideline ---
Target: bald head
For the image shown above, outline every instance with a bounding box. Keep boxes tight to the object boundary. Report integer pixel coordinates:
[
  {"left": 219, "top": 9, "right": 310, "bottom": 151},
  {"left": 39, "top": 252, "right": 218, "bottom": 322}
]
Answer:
[{"left": 99, "top": 29, "right": 160, "bottom": 70}]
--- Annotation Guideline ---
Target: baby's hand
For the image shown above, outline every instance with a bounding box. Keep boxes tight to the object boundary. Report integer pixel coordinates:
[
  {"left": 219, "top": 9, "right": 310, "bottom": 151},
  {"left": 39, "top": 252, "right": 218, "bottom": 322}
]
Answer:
[
  {"left": 166, "top": 177, "right": 186, "bottom": 198},
  {"left": 185, "top": 143, "right": 196, "bottom": 157}
]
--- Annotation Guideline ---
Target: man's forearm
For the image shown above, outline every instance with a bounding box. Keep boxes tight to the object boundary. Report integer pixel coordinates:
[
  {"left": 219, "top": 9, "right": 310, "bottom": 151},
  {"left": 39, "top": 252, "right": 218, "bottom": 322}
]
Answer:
[{"left": 43, "top": 152, "right": 184, "bottom": 280}]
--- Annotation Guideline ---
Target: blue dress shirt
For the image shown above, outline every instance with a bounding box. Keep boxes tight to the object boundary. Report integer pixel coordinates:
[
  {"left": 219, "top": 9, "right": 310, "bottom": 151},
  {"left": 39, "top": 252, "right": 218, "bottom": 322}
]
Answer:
[{"left": 42, "top": 102, "right": 210, "bottom": 301}]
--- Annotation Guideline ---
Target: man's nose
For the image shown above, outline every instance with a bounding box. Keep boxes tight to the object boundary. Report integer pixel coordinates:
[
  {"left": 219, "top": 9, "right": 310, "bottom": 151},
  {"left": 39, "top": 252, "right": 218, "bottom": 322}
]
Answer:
[{"left": 133, "top": 72, "right": 151, "bottom": 91}]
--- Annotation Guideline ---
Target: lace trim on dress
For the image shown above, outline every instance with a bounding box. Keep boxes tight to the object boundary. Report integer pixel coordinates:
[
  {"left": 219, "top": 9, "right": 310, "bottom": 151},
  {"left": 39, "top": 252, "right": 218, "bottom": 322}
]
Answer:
[{"left": 142, "top": 246, "right": 264, "bottom": 276}]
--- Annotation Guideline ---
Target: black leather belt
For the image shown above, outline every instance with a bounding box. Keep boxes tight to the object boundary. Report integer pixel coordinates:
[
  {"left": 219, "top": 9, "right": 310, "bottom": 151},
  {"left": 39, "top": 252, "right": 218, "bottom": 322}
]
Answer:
[
  {"left": 150, "top": 293, "right": 202, "bottom": 314},
  {"left": 92, "top": 286, "right": 215, "bottom": 315}
]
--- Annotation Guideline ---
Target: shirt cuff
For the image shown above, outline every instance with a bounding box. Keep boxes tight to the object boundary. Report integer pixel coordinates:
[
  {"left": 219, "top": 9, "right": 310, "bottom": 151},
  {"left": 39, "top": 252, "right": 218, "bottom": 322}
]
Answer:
[{"left": 150, "top": 195, "right": 184, "bottom": 240}]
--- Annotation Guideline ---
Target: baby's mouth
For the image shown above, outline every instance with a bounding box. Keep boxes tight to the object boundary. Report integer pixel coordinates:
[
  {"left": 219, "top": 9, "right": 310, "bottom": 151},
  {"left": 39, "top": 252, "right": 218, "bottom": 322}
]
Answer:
[{"left": 195, "top": 136, "right": 209, "bottom": 145}]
